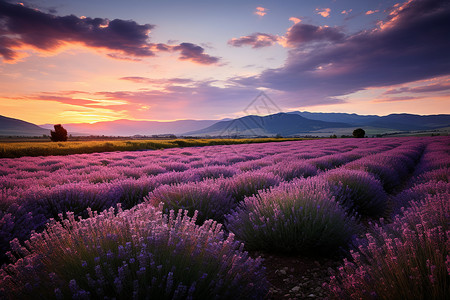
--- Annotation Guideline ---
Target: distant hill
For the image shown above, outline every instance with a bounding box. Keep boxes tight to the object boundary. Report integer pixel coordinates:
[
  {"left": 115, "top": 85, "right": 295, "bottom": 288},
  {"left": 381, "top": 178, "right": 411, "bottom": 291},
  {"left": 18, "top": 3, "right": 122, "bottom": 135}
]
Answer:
[
  {"left": 289, "top": 111, "right": 450, "bottom": 131},
  {"left": 184, "top": 113, "right": 351, "bottom": 136},
  {"left": 289, "top": 111, "right": 380, "bottom": 125},
  {"left": 40, "top": 119, "right": 219, "bottom": 136},
  {"left": 0, "top": 115, "right": 48, "bottom": 136},
  {"left": 367, "top": 114, "right": 450, "bottom": 131}
]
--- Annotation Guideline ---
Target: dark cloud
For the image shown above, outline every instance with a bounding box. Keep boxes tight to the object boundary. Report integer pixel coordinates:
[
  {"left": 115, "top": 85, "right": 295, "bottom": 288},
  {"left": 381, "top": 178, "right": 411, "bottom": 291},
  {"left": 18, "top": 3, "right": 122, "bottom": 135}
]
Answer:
[
  {"left": 235, "top": 0, "right": 450, "bottom": 105},
  {"left": 0, "top": 0, "right": 219, "bottom": 64},
  {"left": 227, "top": 23, "right": 344, "bottom": 49},
  {"left": 285, "top": 24, "right": 345, "bottom": 46},
  {"left": 173, "top": 43, "right": 219, "bottom": 65},
  {"left": 228, "top": 33, "right": 279, "bottom": 48},
  {"left": 0, "top": 36, "right": 20, "bottom": 60},
  {"left": 0, "top": 0, "right": 155, "bottom": 59}
]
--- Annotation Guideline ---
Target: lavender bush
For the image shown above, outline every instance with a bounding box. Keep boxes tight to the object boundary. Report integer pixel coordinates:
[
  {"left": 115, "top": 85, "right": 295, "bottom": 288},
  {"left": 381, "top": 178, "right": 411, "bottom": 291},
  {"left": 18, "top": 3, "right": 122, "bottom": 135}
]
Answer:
[
  {"left": 21, "top": 182, "right": 120, "bottom": 220},
  {"left": 0, "top": 203, "right": 268, "bottom": 299},
  {"left": 145, "top": 181, "right": 234, "bottom": 224},
  {"left": 219, "top": 171, "right": 281, "bottom": 202},
  {"left": 0, "top": 207, "right": 46, "bottom": 264},
  {"left": 115, "top": 176, "right": 159, "bottom": 209},
  {"left": 262, "top": 160, "right": 317, "bottom": 181},
  {"left": 226, "top": 177, "right": 360, "bottom": 255},
  {"left": 344, "top": 160, "right": 401, "bottom": 192},
  {"left": 324, "top": 169, "right": 388, "bottom": 218},
  {"left": 414, "top": 167, "right": 449, "bottom": 185},
  {"left": 309, "top": 152, "right": 361, "bottom": 171},
  {"left": 192, "top": 165, "right": 238, "bottom": 180},
  {"left": 391, "top": 181, "right": 450, "bottom": 216},
  {"left": 325, "top": 194, "right": 449, "bottom": 299}
]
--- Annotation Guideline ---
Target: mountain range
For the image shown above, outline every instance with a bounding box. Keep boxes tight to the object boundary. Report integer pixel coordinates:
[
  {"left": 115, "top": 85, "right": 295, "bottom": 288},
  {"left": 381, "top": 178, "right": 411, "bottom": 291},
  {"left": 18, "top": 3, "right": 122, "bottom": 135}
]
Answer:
[
  {"left": 0, "top": 112, "right": 449, "bottom": 137},
  {"left": 184, "top": 113, "right": 351, "bottom": 136}
]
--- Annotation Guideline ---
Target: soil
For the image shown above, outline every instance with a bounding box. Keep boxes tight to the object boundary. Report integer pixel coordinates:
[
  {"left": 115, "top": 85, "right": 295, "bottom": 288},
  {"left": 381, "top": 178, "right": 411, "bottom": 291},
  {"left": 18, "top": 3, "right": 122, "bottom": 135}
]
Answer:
[{"left": 250, "top": 251, "right": 343, "bottom": 299}]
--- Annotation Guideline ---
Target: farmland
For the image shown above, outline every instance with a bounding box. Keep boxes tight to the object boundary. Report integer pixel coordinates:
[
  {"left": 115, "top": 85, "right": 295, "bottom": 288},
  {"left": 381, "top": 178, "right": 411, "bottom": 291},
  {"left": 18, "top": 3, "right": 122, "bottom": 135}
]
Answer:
[{"left": 0, "top": 136, "right": 449, "bottom": 299}]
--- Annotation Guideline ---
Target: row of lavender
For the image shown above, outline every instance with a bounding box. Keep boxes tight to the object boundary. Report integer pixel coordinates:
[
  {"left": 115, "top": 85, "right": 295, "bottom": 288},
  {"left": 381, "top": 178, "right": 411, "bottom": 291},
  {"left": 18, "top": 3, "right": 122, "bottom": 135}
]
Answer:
[
  {"left": 0, "top": 137, "right": 448, "bottom": 298},
  {"left": 325, "top": 137, "right": 450, "bottom": 299}
]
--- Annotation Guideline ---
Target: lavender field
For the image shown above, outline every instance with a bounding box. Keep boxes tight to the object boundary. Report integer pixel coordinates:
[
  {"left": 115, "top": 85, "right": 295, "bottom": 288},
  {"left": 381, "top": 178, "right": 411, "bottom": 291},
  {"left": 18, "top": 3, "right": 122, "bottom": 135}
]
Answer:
[{"left": 0, "top": 137, "right": 449, "bottom": 299}]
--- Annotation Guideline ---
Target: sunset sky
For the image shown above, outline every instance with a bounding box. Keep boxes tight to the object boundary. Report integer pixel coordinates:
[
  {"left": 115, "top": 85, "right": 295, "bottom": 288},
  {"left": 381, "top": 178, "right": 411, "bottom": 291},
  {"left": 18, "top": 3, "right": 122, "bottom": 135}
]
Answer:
[{"left": 0, "top": 0, "right": 449, "bottom": 124}]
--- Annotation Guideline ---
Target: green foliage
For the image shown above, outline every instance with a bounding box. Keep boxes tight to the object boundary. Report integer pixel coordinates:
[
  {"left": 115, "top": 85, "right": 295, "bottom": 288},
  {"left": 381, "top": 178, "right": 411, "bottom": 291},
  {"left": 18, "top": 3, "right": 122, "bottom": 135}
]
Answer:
[
  {"left": 50, "top": 124, "right": 68, "bottom": 142},
  {"left": 352, "top": 128, "right": 365, "bottom": 138}
]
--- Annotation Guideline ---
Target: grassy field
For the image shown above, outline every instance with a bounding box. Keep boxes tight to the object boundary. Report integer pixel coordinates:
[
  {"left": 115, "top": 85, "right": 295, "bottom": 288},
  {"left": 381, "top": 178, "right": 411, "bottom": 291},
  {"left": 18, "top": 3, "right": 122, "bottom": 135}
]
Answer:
[{"left": 0, "top": 137, "right": 307, "bottom": 158}]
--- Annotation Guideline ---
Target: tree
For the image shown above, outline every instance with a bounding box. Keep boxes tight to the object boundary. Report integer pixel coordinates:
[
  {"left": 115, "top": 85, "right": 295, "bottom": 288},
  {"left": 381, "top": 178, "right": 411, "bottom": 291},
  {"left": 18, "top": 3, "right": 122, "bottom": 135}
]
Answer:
[
  {"left": 352, "top": 128, "right": 365, "bottom": 138},
  {"left": 50, "top": 124, "right": 68, "bottom": 142}
]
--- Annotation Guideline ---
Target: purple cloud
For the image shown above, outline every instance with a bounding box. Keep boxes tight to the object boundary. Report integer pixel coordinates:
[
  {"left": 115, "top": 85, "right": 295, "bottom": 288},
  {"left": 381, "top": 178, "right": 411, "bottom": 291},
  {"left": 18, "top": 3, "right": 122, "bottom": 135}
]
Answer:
[
  {"left": 228, "top": 33, "right": 279, "bottom": 48},
  {"left": 0, "top": 36, "right": 20, "bottom": 60},
  {"left": 235, "top": 0, "right": 450, "bottom": 106},
  {"left": 0, "top": 0, "right": 219, "bottom": 64},
  {"left": 0, "top": 1, "right": 155, "bottom": 60},
  {"left": 227, "top": 23, "right": 344, "bottom": 49},
  {"left": 285, "top": 24, "right": 345, "bottom": 46},
  {"left": 173, "top": 43, "right": 219, "bottom": 65},
  {"left": 384, "top": 81, "right": 450, "bottom": 94}
]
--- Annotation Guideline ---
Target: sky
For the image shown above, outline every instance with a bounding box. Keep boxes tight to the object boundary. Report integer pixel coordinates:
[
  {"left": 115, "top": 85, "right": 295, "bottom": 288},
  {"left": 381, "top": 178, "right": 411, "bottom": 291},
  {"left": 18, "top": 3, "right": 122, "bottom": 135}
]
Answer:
[{"left": 0, "top": 0, "right": 449, "bottom": 124}]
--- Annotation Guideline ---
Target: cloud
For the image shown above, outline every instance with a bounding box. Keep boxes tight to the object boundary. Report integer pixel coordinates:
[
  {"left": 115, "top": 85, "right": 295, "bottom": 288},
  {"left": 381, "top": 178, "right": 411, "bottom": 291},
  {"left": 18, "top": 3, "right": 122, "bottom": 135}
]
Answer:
[
  {"left": 173, "top": 43, "right": 219, "bottom": 65},
  {"left": 30, "top": 95, "right": 100, "bottom": 107},
  {"left": 341, "top": 9, "right": 352, "bottom": 15},
  {"left": 285, "top": 23, "right": 345, "bottom": 46},
  {"left": 383, "top": 81, "right": 450, "bottom": 94},
  {"left": 0, "top": 36, "right": 21, "bottom": 61},
  {"left": 0, "top": 1, "right": 155, "bottom": 59},
  {"left": 254, "top": 7, "right": 268, "bottom": 17},
  {"left": 365, "top": 10, "right": 379, "bottom": 15},
  {"left": 316, "top": 8, "right": 331, "bottom": 18},
  {"left": 228, "top": 23, "right": 344, "bottom": 49},
  {"left": 0, "top": 0, "right": 219, "bottom": 64},
  {"left": 120, "top": 77, "right": 194, "bottom": 85},
  {"left": 373, "top": 96, "right": 420, "bottom": 102},
  {"left": 234, "top": 0, "right": 450, "bottom": 107},
  {"left": 19, "top": 80, "right": 261, "bottom": 120},
  {"left": 289, "top": 17, "right": 302, "bottom": 24},
  {"left": 228, "top": 33, "right": 279, "bottom": 48}
]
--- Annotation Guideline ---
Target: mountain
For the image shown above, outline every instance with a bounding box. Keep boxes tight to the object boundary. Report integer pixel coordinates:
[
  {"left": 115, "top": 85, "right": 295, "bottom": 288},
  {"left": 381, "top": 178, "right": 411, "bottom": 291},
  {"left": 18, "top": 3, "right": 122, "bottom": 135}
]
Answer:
[
  {"left": 184, "top": 113, "right": 351, "bottom": 136},
  {"left": 0, "top": 115, "right": 49, "bottom": 136},
  {"left": 289, "top": 111, "right": 450, "bottom": 131},
  {"left": 367, "top": 114, "right": 450, "bottom": 131},
  {"left": 289, "top": 111, "right": 380, "bottom": 125},
  {"left": 40, "top": 119, "right": 219, "bottom": 136}
]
